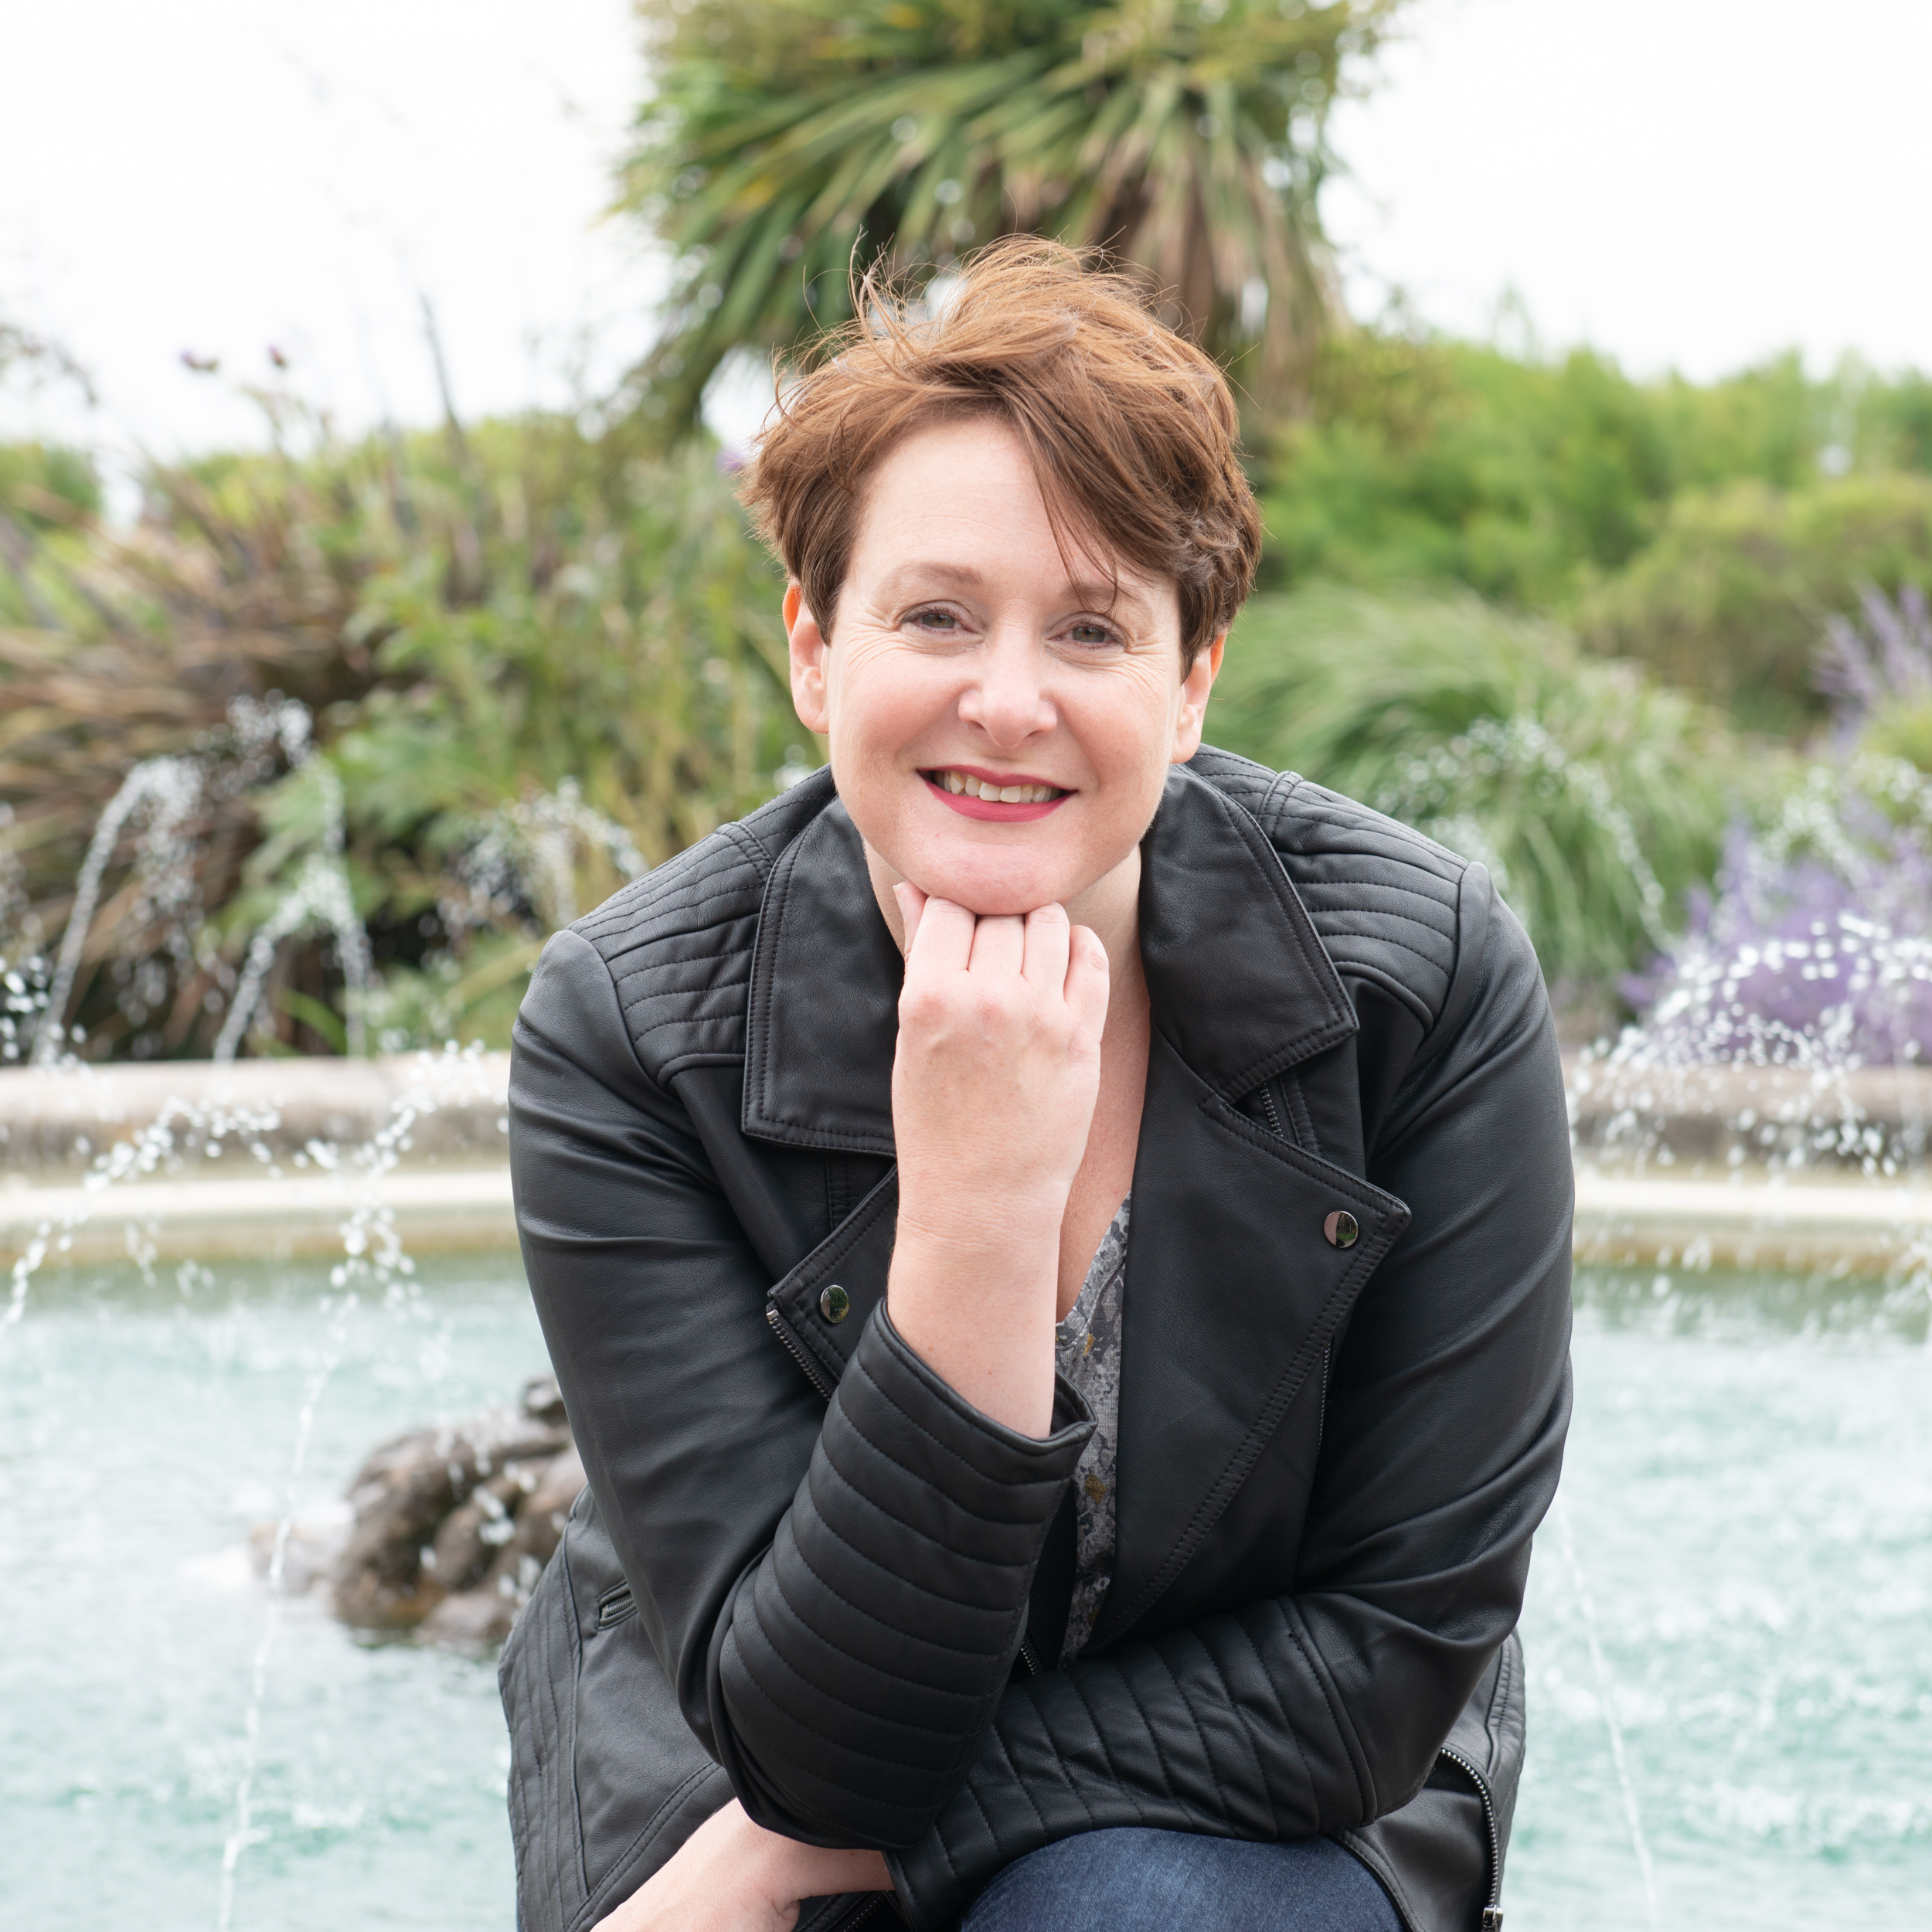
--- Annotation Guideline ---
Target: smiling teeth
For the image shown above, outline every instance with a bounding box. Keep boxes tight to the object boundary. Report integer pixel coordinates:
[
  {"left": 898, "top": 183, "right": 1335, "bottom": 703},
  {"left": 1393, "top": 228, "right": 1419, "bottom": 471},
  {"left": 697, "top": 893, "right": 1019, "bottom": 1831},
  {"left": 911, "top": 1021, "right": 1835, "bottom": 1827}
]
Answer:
[{"left": 937, "top": 770, "right": 1060, "bottom": 803}]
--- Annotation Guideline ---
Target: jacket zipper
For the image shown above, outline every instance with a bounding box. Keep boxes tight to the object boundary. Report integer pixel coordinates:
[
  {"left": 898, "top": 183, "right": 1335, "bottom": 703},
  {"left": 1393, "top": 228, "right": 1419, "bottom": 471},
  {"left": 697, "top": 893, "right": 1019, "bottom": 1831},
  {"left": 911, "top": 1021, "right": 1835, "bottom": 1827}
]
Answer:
[
  {"left": 1435, "top": 1744, "right": 1504, "bottom": 1930},
  {"left": 1016, "top": 1636, "right": 1044, "bottom": 1677},
  {"left": 1257, "top": 1079, "right": 1287, "bottom": 1141},
  {"left": 596, "top": 1582, "right": 637, "bottom": 1631},
  {"left": 767, "top": 1302, "right": 835, "bottom": 1400},
  {"left": 819, "top": 1895, "right": 886, "bottom": 1932}
]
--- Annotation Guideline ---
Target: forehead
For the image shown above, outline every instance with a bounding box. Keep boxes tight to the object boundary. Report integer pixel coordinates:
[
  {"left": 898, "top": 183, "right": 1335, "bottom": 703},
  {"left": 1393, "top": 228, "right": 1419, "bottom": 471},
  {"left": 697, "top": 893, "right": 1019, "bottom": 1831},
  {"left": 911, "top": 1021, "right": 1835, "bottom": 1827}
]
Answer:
[{"left": 849, "top": 417, "right": 1175, "bottom": 623}]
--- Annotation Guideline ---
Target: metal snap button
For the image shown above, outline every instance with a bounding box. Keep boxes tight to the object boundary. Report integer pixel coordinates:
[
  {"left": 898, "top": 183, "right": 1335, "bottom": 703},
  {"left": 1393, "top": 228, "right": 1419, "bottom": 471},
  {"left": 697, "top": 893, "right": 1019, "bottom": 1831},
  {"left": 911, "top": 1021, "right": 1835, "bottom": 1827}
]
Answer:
[
  {"left": 1324, "top": 1210, "right": 1359, "bottom": 1249},
  {"left": 818, "top": 1282, "right": 851, "bottom": 1323}
]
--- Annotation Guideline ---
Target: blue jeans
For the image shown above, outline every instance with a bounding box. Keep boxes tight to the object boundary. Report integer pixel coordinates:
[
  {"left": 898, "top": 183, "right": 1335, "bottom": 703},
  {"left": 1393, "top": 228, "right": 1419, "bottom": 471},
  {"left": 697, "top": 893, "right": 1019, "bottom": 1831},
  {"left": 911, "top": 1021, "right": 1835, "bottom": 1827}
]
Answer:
[{"left": 960, "top": 1828, "right": 1401, "bottom": 1932}]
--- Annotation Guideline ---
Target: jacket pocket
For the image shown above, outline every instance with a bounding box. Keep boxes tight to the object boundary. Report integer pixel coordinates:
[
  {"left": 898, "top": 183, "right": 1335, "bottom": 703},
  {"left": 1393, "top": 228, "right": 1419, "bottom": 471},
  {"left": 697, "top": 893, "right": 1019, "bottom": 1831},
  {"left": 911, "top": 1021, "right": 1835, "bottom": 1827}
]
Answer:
[
  {"left": 1333, "top": 1631, "right": 1524, "bottom": 1932},
  {"left": 501, "top": 1488, "right": 734, "bottom": 1932}
]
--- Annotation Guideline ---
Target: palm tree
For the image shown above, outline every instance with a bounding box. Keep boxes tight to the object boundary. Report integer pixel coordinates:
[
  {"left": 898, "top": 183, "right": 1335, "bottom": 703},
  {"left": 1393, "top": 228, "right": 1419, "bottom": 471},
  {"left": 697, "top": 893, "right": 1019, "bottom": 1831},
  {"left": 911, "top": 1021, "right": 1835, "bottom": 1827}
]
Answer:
[{"left": 620, "top": 0, "right": 1405, "bottom": 432}]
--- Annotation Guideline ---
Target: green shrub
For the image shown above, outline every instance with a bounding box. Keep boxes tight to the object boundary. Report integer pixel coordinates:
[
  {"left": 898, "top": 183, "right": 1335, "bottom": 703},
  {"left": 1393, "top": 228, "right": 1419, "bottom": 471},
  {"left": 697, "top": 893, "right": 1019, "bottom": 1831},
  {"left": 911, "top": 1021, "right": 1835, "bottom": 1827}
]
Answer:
[
  {"left": 1212, "top": 586, "right": 1748, "bottom": 990},
  {"left": 1575, "top": 473, "right": 1932, "bottom": 734},
  {"left": 1854, "top": 369, "right": 1932, "bottom": 475},
  {"left": 1259, "top": 334, "right": 1846, "bottom": 611},
  {"left": 0, "top": 413, "right": 799, "bottom": 1057}
]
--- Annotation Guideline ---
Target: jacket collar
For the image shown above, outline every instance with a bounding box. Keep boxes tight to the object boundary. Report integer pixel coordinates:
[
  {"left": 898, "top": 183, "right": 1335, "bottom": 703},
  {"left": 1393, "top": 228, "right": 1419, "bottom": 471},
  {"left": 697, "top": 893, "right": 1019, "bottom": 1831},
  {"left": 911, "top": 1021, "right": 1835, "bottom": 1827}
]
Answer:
[{"left": 740, "top": 760, "right": 1357, "bottom": 1150}]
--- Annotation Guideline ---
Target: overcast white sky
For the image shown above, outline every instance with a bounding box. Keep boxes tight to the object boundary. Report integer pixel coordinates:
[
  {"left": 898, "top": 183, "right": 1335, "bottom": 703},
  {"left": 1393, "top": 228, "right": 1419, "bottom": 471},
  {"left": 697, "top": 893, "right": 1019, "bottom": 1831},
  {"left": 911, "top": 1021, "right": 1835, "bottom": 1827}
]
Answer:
[{"left": 3, "top": 0, "right": 1930, "bottom": 467}]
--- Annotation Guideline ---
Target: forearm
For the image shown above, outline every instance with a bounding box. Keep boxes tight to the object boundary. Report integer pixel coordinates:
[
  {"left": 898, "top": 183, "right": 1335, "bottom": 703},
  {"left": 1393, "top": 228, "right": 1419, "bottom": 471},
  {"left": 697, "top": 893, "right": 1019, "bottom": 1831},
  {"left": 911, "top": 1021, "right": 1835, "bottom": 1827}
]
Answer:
[
  {"left": 883, "top": 889, "right": 1109, "bottom": 1439},
  {"left": 885, "top": 1545, "right": 1556, "bottom": 1928},
  {"left": 714, "top": 1303, "right": 1093, "bottom": 1847}
]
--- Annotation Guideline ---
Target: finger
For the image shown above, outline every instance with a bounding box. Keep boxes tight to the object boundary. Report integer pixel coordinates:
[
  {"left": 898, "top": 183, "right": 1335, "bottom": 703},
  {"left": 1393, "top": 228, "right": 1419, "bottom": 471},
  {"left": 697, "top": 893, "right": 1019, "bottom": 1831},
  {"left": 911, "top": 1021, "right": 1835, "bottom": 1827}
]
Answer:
[
  {"left": 966, "top": 911, "right": 1026, "bottom": 978},
  {"left": 1020, "top": 902, "right": 1070, "bottom": 995},
  {"left": 1063, "top": 924, "right": 1111, "bottom": 1046},
  {"left": 892, "top": 881, "right": 928, "bottom": 959},
  {"left": 904, "top": 894, "right": 976, "bottom": 977}
]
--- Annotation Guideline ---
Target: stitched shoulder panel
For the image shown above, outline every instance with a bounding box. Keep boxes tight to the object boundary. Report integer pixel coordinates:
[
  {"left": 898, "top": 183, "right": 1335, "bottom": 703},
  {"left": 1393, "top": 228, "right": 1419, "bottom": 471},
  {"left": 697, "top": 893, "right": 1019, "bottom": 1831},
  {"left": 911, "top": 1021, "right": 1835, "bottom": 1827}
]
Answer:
[
  {"left": 569, "top": 771, "right": 835, "bottom": 1083},
  {"left": 1188, "top": 747, "right": 1470, "bottom": 1029}
]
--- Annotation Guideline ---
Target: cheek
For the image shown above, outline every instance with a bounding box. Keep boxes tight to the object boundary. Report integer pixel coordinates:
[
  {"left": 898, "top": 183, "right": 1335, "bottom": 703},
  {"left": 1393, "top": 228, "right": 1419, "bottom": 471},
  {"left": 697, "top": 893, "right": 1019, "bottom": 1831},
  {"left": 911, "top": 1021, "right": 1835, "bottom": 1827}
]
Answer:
[
  {"left": 1080, "top": 674, "right": 1184, "bottom": 785},
  {"left": 827, "top": 647, "right": 948, "bottom": 765}
]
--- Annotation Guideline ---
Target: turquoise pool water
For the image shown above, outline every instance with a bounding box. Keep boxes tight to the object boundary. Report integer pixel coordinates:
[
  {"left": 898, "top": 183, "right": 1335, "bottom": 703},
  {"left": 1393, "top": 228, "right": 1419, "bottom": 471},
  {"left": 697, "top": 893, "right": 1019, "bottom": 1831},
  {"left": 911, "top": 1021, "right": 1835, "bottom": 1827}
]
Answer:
[{"left": 2, "top": 1253, "right": 1926, "bottom": 1928}]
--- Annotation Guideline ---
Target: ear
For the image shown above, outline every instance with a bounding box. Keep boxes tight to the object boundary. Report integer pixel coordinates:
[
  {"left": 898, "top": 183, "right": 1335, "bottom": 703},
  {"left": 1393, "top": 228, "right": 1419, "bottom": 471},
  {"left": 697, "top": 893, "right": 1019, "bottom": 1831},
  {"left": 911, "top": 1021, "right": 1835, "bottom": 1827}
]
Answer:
[
  {"left": 786, "top": 581, "right": 832, "bottom": 736},
  {"left": 1170, "top": 632, "right": 1226, "bottom": 763}
]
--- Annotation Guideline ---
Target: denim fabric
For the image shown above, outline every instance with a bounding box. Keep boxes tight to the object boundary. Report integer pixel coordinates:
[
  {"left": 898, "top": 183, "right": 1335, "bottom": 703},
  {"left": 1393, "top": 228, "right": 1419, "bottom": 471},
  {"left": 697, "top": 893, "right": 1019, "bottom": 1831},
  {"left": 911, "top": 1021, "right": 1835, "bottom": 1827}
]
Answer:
[{"left": 961, "top": 1828, "right": 1402, "bottom": 1932}]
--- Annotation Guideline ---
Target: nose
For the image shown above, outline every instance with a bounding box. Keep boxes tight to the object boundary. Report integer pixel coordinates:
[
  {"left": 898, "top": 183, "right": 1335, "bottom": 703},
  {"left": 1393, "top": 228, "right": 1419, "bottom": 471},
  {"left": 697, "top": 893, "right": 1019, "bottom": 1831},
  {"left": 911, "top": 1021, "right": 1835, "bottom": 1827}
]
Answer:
[{"left": 957, "top": 628, "right": 1056, "bottom": 748}]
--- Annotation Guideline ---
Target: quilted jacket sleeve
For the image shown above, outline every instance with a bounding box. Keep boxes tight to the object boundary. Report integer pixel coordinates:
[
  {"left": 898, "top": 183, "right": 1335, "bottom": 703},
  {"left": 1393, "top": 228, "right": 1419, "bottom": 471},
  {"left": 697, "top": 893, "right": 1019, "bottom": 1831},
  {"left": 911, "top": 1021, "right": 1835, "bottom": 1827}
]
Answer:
[
  {"left": 510, "top": 927, "right": 1092, "bottom": 1850},
  {"left": 885, "top": 883, "right": 1574, "bottom": 1927}
]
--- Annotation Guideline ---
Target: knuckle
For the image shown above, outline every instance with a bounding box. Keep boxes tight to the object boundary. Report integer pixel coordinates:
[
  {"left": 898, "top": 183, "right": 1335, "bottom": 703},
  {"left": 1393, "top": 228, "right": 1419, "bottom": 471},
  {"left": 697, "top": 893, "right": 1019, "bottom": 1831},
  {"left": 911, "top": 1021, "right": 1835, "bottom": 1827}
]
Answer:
[
  {"left": 969, "top": 986, "right": 1010, "bottom": 1029},
  {"left": 900, "top": 984, "right": 946, "bottom": 1027}
]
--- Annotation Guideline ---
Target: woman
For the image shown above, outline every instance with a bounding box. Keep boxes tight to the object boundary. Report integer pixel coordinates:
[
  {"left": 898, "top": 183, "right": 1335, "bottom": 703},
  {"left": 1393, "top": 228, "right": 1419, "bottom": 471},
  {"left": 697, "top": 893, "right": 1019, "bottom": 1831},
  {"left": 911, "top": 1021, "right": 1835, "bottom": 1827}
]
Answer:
[{"left": 502, "top": 242, "right": 1572, "bottom": 1932}]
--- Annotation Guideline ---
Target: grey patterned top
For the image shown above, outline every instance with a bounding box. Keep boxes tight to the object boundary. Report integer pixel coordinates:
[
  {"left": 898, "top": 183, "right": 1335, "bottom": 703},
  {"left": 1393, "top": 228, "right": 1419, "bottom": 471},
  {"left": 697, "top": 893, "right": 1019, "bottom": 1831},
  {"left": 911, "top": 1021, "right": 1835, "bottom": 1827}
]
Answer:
[{"left": 1053, "top": 1193, "right": 1130, "bottom": 1664}]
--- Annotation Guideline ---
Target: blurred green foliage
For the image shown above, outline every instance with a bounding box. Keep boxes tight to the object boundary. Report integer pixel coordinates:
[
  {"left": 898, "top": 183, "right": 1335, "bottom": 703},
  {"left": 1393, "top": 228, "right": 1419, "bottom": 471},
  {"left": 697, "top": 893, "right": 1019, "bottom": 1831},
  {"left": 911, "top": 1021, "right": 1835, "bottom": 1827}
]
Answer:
[
  {"left": 1261, "top": 335, "right": 1829, "bottom": 606},
  {"left": 1260, "top": 329, "right": 1932, "bottom": 733},
  {"left": 1862, "top": 696, "right": 1932, "bottom": 773},
  {"left": 1213, "top": 586, "right": 1750, "bottom": 989},
  {"left": 0, "top": 442, "right": 101, "bottom": 530},
  {"left": 622, "top": 0, "right": 1402, "bottom": 430},
  {"left": 1574, "top": 474, "right": 1932, "bottom": 734}
]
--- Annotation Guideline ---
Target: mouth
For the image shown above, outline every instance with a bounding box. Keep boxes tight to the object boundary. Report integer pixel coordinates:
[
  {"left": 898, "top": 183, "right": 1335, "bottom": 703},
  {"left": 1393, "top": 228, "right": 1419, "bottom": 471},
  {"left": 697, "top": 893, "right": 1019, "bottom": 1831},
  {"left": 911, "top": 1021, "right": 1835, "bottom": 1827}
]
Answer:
[{"left": 920, "top": 766, "right": 1072, "bottom": 822}]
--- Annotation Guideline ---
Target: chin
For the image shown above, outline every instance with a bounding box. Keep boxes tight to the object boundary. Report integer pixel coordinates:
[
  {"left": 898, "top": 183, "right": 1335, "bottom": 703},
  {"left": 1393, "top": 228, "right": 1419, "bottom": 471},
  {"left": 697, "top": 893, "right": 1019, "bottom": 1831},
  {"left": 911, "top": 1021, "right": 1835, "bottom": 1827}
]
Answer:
[{"left": 900, "top": 847, "right": 1080, "bottom": 919}]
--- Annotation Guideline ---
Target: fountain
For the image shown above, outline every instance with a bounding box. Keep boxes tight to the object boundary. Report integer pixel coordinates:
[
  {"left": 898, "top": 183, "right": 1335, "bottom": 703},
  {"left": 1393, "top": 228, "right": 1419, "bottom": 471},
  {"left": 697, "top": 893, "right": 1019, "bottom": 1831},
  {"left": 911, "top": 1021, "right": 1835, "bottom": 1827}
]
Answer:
[
  {"left": 26, "top": 695, "right": 355, "bottom": 1068},
  {"left": 212, "top": 763, "right": 372, "bottom": 1063},
  {"left": 442, "top": 777, "right": 646, "bottom": 938},
  {"left": 32, "top": 753, "right": 205, "bottom": 1066}
]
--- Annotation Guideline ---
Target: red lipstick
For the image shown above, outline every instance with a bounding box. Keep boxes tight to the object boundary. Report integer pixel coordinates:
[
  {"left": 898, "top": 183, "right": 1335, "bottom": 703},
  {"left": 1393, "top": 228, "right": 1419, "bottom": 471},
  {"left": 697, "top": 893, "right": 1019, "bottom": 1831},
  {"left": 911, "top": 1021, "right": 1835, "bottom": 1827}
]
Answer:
[{"left": 920, "top": 768, "right": 1071, "bottom": 824}]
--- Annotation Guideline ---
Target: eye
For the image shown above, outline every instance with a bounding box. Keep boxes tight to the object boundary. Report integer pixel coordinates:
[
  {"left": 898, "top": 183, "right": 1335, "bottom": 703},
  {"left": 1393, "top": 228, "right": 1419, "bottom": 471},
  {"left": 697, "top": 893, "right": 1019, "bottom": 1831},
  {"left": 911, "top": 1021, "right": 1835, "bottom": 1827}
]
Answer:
[
  {"left": 1060, "top": 619, "right": 1123, "bottom": 651},
  {"left": 906, "top": 605, "right": 962, "bottom": 634}
]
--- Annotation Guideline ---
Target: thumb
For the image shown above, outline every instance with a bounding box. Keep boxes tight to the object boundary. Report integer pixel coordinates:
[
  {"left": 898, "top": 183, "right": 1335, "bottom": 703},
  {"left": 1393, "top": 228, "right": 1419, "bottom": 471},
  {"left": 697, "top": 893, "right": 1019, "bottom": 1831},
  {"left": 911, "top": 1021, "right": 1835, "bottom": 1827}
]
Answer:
[
  {"left": 1063, "top": 924, "right": 1111, "bottom": 1049},
  {"left": 892, "top": 880, "right": 929, "bottom": 960}
]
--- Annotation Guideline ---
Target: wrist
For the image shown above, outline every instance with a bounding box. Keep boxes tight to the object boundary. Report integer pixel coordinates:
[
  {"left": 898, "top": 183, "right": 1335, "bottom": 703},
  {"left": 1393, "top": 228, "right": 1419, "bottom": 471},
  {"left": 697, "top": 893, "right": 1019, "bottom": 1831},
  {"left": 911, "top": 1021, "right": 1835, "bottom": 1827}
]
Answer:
[
  {"left": 893, "top": 1189, "right": 1065, "bottom": 1260},
  {"left": 733, "top": 1808, "right": 815, "bottom": 1909},
  {"left": 734, "top": 1808, "right": 893, "bottom": 1906}
]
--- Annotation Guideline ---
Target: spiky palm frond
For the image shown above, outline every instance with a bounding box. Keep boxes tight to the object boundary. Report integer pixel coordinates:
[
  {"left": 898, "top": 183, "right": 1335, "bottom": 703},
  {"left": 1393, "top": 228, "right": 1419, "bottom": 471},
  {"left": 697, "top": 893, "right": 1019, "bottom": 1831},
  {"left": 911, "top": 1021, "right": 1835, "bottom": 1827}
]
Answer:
[{"left": 622, "top": 0, "right": 1403, "bottom": 430}]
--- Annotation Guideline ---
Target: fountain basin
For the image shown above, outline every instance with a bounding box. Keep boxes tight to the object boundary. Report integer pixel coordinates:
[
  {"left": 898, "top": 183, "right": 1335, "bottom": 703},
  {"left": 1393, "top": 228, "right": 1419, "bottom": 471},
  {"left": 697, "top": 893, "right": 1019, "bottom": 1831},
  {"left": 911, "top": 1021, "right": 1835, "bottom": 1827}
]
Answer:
[
  {"left": 0, "top": 1051, "right": 511, "bottom": 1175},
  {"left": 5, "top": 1163, "right": 1925, "bottom": 1271},
  {"left": 1573, "top": 1169, "right": 1932, "bottom": 1274},
  {"left": 13, "top": 1049, "right": 1925, "bottom": 1179},
  {"left": 2, "top": 1053, "right": 1930, "bottom": 1269},
  {"left": 0, "top": 1163, "right": 516, "bottom": 1261},
  {"left": 1566, "top": 1055, "right": 1932, "bottom": 1170}
]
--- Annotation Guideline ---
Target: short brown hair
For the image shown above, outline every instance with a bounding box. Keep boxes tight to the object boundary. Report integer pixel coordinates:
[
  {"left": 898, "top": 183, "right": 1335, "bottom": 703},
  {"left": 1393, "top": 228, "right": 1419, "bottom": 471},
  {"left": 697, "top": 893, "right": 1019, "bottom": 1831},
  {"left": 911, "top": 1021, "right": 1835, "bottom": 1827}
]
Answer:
[{"left": 739, "top": 240, "right": 1262, "bottom": 672}]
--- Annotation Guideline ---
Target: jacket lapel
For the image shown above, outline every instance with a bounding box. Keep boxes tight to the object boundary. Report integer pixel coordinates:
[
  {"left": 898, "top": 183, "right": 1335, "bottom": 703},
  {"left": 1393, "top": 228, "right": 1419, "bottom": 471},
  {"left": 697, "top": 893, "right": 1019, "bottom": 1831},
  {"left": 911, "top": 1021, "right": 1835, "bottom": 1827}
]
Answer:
[
  {"left": 740, "top": 796, "right": 900, "bottom": 1155},
  {"left": 1095, "top": 1032, "right": 1407, "bottom": 1648}
]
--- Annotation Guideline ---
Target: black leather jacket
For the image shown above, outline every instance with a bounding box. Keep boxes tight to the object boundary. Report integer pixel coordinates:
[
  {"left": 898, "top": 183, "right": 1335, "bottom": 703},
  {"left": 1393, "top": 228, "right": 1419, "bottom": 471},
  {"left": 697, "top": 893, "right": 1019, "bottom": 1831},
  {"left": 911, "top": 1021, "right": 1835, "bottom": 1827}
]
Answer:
[{"left": 500, "top": 749, "right": 1573, "bottom": 1932}]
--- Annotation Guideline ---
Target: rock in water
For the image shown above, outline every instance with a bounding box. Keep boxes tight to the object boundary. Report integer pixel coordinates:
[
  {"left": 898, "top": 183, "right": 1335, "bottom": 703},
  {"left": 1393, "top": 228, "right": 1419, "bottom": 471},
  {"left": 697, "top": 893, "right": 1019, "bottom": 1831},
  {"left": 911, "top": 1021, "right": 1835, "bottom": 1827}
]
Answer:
[
  {"left": 418, "top": 1444, "right": 586, "bottom": 1651},
  {"left": 325, "top": 1373, "right": 582, "bottom": 1648}
]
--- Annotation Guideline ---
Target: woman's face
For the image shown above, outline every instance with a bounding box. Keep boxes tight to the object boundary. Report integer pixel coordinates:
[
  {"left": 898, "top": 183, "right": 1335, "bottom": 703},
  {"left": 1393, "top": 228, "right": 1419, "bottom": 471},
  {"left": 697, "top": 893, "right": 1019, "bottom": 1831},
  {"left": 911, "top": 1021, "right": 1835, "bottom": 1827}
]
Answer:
[{"left": 786, "top": 417, "right": 1220, "bottom": 922}]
